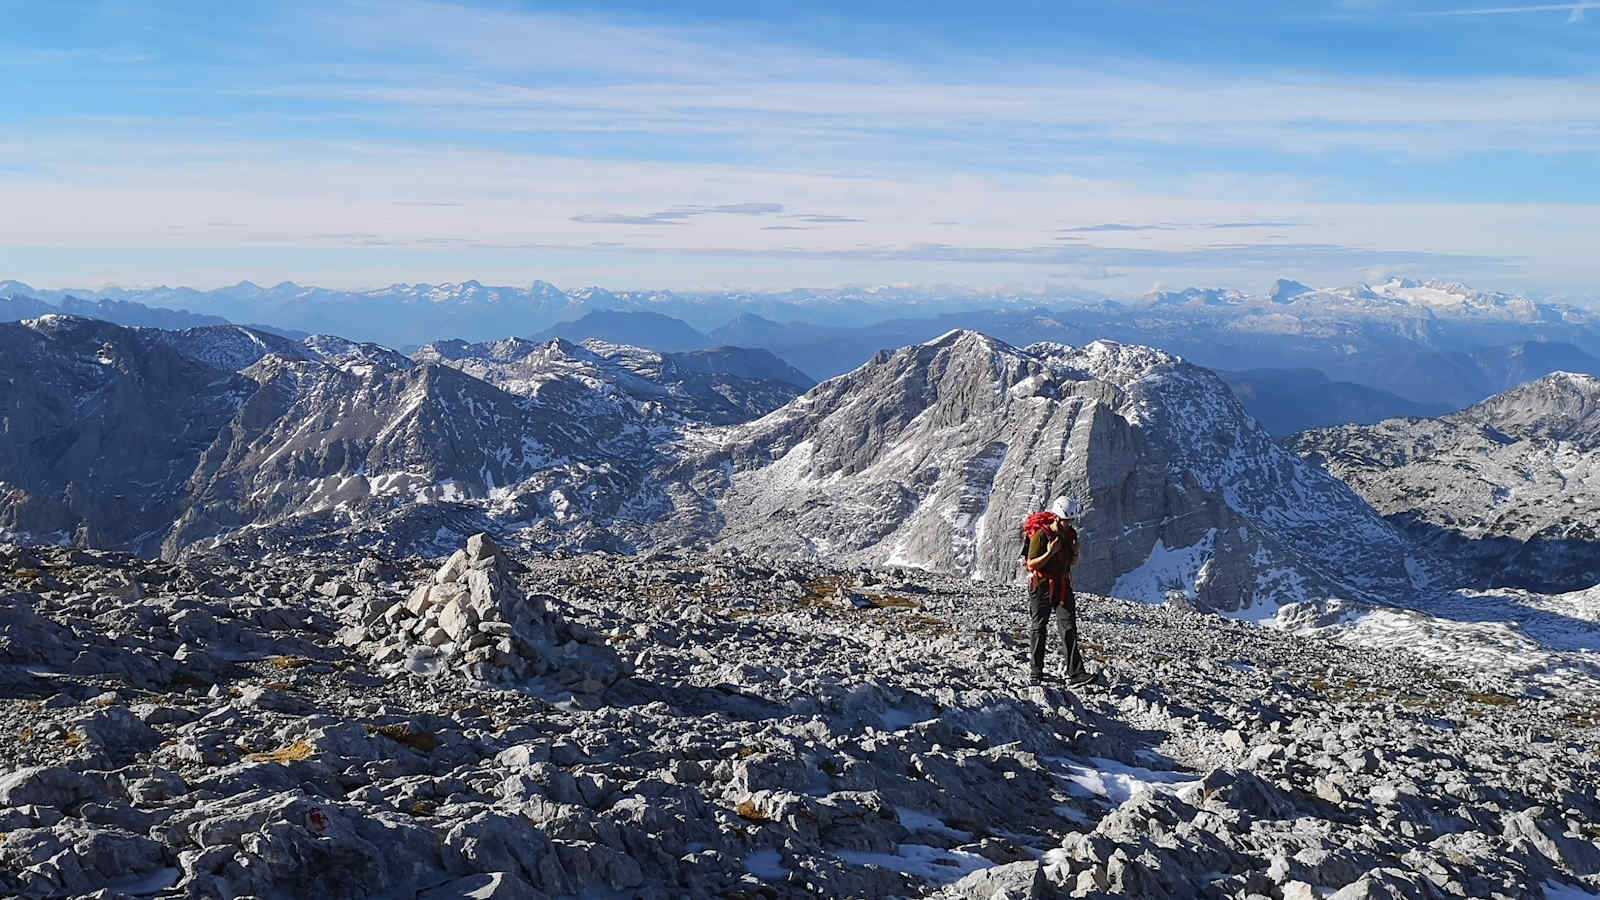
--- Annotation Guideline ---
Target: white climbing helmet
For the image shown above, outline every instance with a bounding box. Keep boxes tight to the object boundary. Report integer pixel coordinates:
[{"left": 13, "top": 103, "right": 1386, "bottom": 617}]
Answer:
[{"left": 1048, "top": 497, "right": 1084, "bottom": 519}]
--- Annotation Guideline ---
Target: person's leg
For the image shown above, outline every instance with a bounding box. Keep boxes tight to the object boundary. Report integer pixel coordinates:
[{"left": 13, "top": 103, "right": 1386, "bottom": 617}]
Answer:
[
  {"left": 1057, "top": 585, "right": 1086, "bottom": 677},
  {"left": 1028, "top": 583, "right": 1050, "bottom": 680}
]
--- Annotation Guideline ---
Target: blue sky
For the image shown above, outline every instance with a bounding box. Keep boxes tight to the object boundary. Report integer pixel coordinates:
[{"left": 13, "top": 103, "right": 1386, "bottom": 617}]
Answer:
[{"left": 3, "top": 0, "right": 1599, "bottom": 298}]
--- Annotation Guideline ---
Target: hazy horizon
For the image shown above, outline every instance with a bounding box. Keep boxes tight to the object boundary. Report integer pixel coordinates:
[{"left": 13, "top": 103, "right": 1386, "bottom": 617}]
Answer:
[{"left": 5, "top": 271, "right": 1597, "bottom": 311}]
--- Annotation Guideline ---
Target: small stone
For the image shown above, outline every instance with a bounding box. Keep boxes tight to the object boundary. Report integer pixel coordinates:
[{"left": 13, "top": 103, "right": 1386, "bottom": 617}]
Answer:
[
  {"left": 435, "top": 550, "right": 470, "bottom": 585},
  {"left": 1282, "top": 880, "right": 1318, "bottom": 900}
]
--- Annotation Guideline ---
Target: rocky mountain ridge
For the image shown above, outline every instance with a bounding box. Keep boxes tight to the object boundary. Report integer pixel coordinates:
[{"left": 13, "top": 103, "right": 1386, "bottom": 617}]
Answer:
[
  {"left": 1289, "top": 372, "right": 1600, "bottom": 593},
  {"left": 6, "top": 316, "right": 1593, "bottom": 626},
  {"left": 666, "top": 330, "right": 1426, "bottom": 615},
  {"left": 0, "top": 317, "right": 809, "bottom": 563},
  {"left": 412, "top": 337, "right": 813, "bottom": 426}
]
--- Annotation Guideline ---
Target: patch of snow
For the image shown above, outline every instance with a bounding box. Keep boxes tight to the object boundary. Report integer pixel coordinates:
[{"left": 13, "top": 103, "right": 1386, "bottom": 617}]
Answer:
[
  {"left": 1050, "top": 756, "right": 1198, "bottom": 804},
  {"left": 834, "top": 843, "right": 990, "bottom": 884},
  {"left": 105, "top": 867, "right": 180, "bottom": 895},
  {"left": 895, "top": 808, "right": 973, "bottom": 841},
  {"left": 1050, "top": 804, "right": 1094, "bottom": 825},
  {"left": 879, "top": 704, "right": 936, "bottom": 731},
  {"left": 1110, "top": 531, "right": 1217, "bottom": 604}
]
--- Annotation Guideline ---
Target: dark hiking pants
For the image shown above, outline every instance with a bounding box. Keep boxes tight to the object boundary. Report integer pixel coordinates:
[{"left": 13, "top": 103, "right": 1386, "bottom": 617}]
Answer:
[{"left": 1029, "top": 580, "right": 1084, "bottom": 679}]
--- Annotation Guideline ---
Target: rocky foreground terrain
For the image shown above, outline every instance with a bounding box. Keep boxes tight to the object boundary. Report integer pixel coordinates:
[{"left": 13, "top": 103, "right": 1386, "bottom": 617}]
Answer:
[{"left": 1, "top": 536, "right": 1595, "bottom": 899}]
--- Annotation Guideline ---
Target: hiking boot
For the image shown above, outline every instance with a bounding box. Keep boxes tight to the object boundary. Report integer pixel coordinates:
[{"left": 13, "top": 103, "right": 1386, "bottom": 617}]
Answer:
[
  {"left": 1067, "top": 669, "right": 1097, "bottom": 687},
  {"left": 1028, "top": 672, "right": 1046, "bottom": 686}
]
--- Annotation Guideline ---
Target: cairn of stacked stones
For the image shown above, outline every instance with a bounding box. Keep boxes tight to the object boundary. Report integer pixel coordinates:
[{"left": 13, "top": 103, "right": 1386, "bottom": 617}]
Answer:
[{"left": 344, "top": 533, "right": 628, "bottom": 701}]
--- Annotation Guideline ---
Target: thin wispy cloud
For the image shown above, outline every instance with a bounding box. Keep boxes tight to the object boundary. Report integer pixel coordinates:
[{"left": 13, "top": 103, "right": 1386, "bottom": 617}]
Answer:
[
  {"left": 708, "top": 203, "right": 784, "bottom": 215},
  {"left": 534, "top": 238, "right": 1515, "bottom": 275},
  {"left": 1418, "top": 2, "right": 1595, "bottom": 17},
  {"left": 1208, "top": 221, "right": 1304, "bottom": 229},
  {"left": 571, "top": 203, "right": 784, "bottom": 225},
  {"left": 1060, "top": 224, "right": 1170, "bottom": 233},
  {"left": 571, "top": 213, "right": 687, "bottom": 226}
]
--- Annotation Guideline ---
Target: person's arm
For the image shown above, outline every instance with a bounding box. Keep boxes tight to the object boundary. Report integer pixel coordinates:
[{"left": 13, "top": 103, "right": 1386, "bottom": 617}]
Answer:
[{"left": 1025, "top": 536, "right": 1059, "bottom": 571}]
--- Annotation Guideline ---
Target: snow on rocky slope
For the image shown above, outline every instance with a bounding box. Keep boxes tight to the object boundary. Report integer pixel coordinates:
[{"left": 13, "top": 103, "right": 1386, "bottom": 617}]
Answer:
[
  {"left": 0, "top": 318, "right": 800, "bottom": 562},
  {"left": 413, "top": 337, "right": 811, "bottom": 426},
  {"left": 0, "top": 540, "right": 1594, "bottom": 899},
  {"left": 1289, "top": 372, "right": 1600, "bottom": 593},
  {"left": 672, "top": 330, "right": 1427, "bottom": 615},
  {"left": 1, "top": 320, "right": 1436, "bottom": 616}
]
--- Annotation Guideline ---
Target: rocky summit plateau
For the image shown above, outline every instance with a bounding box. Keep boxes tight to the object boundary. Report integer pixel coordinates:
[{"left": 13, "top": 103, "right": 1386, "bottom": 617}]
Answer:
[{"left": 0, "top": 537, "right": 1596, "bottom": 900}]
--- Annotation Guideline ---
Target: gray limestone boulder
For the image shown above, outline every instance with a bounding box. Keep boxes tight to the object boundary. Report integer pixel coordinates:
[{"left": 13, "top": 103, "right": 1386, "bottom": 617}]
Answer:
[
  {"left": 0, "top": 767, "right": 108, "bottom": 810},
  {"left": 1504, "top": 810, "right": 1600, "bottom": 877},
  {"left": 1326, "top": 866, "right": 1448, "bottom": 900},
  {"left": 942, "top": 859, "right": 1049, "bottom": 899}
]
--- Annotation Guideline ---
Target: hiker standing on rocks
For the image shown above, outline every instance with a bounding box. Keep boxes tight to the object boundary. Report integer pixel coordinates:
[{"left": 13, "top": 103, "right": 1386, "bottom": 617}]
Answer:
[{"left": 1022, "top": 497, "right": 1092, "bottom": 687}]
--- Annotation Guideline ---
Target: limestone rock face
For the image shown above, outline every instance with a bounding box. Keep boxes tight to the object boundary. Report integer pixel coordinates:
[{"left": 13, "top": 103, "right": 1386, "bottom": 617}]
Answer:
[
  {"left": 0, "top": 320, "right": 1433, "bottom": 616},
  {"left": 413, "top": 336, "right": 812, "bottom": 426},
  {"left": 0, "top": 318, "right": 804, "bottom": 564},
  {"left": 0, "top": 316, "right": 257, "bottom": 555},
  {"left": 676, "top": 331, "right": 1423, "bottom": 612}
]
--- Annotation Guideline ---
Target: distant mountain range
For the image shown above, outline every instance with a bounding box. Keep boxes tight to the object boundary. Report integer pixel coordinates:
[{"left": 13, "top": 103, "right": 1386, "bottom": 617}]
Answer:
[
  {"left": 6, "top": 275, "right": 1595, "bottom": 360},
  {"left": 525, "top": 310, "right": 713, "bottom": 354},
  {"left": 0, "top": 279, "right": 1077, "bottom": 346},
  {"left": 1320, "top": 340, "right": 1600, "bottom": 410},
  {"left": 8, "top": 276, "right": 1600, "bottom": 439},
  {"left": 0, "top": 291, "right": 301, "bottom": 335}
]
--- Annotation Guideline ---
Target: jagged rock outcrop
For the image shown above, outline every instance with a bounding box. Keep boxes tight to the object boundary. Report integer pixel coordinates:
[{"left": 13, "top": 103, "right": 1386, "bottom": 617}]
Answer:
[
  {"left": 1290, "top": 372, "right": 1600, "bottom": 592},
  {"left": 0, "top": 317, "right": 797, "bottom": 562}
]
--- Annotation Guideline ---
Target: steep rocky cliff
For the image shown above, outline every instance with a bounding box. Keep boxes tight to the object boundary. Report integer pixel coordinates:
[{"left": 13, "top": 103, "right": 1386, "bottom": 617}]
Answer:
[{"left": 0, "top": 317, "right": 258, "bottom": 555}]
